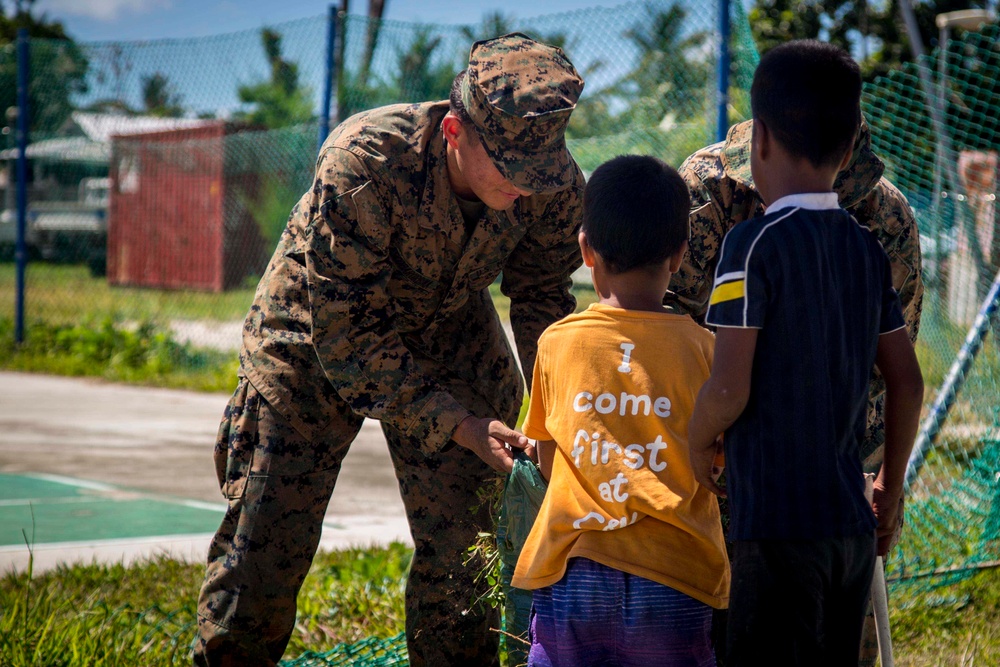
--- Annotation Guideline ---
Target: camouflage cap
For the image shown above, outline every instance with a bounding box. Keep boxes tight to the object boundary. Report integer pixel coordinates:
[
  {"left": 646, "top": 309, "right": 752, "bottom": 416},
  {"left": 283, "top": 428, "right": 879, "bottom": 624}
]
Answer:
[
  {"left": 462, "top": 32, "right": 584, "bottom": 194},
  {"left": 720, "top": 118, "right": 885, "bottom": 207}
]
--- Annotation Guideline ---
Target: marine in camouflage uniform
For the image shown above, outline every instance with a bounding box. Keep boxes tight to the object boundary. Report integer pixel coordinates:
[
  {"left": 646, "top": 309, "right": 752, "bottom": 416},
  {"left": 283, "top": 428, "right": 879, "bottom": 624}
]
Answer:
[
  {"left": 194, "top": 34, "right": 586, "bottom": 667},
  {"left": 669, "top": 119, "right": 924, "bottom": 667}
]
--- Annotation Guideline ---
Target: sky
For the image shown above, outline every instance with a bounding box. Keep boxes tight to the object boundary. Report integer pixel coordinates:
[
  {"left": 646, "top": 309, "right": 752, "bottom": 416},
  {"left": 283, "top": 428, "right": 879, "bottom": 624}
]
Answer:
[
  {"left": 34, "top": 0, "right": 647, "bottom": 43},
  {"left": 27, "top": 0, "right": 753, "bottom": 125}
]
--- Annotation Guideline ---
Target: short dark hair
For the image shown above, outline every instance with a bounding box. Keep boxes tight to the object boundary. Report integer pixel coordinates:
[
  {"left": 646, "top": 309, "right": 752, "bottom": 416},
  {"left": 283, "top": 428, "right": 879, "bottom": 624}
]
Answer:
[
  {"left": 751, "top": 40, "right": 862, "bottom": 169},
  {"left": 449, "top": 69, "right": 474, "bottom": 126},
  {"left": 583, "top": 155, "right": 690, "bottom": 274}
]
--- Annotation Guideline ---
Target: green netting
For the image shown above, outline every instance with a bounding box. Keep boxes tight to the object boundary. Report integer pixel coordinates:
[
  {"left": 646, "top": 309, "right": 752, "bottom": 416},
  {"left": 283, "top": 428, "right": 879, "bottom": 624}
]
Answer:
[
  {"left": 860, "top": 23, "right": 1000, "bottom": 596},
  {"left": 278, "top": 633, "right": 408, "bottom": 667},
  {"left": 4, "top": 2, "right": 1000, "bottom": 666},
  {"left": 496, "top": 453, "right": 549, "bottom": 667}
]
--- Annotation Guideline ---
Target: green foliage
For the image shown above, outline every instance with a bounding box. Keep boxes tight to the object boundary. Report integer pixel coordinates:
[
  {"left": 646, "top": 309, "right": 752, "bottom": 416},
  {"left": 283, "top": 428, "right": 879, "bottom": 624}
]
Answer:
[
  {"left": 292, "top": 544, "right": 410, "bottom": 650},
  {"left": 0, "top": 315, "right": 238, "bottom": 392},
  {"left": 248, "top": 175, "right": 304, "bottom": 251},
  {"left": 1, "top": 543, "right": 998, "bottom": 665},
  {"left": 748, "top": 0, "right": 994, "bottom": 82},
  {"left": 460, "top": 12, "right": 516, "bottom": 44},
  {"left": 0, "top": 554, "right": 201, "bottom": 667},
  {"left": 142, "top": 72, "right": 184, "bottom": 118},
  {"left": 0, "top": 263, "right": 256, "bottom": 325},
  {"left": 568, "top": 123, "right": 711, "bottom": 175},
  {"left": 236, "top": 28, "right": 315, "bottom": 129},
  {"left": 0, "top": 1, "right": 88, "bottom": 136},
  {"left": 888, "top": 568, "right": 1000, "bottom": 665},
  {"left": 616, "top": 2, "right": 711, "bottom": 124},
  {"left": 464, "top": 478, "right": 506, "bottom": 613},
  {"left": 393, "top": 26, "right": 457, "bottom": 103}
]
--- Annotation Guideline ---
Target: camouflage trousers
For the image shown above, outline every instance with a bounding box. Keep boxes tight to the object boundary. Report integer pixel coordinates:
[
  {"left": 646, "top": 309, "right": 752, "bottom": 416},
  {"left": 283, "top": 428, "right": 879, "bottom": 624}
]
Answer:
[{"left": 193, "top": 377, "right": 502, "bottom": 667}]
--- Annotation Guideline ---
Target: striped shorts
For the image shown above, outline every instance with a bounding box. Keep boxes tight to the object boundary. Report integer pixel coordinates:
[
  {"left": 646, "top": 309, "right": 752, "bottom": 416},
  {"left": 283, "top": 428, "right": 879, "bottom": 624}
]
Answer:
[{"left": 527, "top": 557, "right": 716, "bottom": 667}]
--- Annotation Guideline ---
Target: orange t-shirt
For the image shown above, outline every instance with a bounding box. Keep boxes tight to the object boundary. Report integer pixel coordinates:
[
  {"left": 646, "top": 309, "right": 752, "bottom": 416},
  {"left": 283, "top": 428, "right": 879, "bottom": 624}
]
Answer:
[{"left": 512, "top": 303, "right": 729, "bottom": 608}]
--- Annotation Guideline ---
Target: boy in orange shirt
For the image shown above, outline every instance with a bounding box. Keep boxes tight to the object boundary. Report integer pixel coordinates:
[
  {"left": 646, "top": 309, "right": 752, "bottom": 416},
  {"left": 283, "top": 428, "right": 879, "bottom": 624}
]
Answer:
[{"left": 513, "top": 155, "right": 729, "bottom": 666}]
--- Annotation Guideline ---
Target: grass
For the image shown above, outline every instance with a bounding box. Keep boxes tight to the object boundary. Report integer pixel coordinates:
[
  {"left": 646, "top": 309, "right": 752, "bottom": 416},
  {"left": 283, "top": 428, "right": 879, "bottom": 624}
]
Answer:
[
  {"left": 0, "top": 261, "right": 597, "bottom": 393},
  {"left": 889, "top": 568, "right": 1000, "bottom": 666},
  {"left": 0, "top": 315, "right": 239, "bottom": 393},
  {"left": 1, "top": 544, "right": 998, "bottom": 666},
  {"left": 0, "top": 263, "right": 257, "bottom": 325},
  {"left": 0, "top": 544, "right": 411, "bottom": 667}
]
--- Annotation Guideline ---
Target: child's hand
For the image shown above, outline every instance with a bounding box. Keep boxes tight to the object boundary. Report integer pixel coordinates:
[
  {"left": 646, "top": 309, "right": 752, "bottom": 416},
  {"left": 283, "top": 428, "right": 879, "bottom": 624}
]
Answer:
[
  {"left": 690, "top": 436, "right": 727, "bottom": 498},
  {"left": 872, "top": 478, "right": 903, "bottom": 557}
]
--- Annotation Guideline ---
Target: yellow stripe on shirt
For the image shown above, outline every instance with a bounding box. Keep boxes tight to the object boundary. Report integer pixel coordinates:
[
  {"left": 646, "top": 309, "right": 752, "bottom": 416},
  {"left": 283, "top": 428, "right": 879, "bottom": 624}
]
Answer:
[{"left": 709, "top": 279, "right": 745, "bottom": 305}]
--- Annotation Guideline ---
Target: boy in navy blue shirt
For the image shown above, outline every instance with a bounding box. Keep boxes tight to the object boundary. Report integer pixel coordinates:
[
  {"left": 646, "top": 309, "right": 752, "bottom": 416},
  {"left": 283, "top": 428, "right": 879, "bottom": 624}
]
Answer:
[{"left": 687, "top": 40, "right": 924, "bottom": 666}]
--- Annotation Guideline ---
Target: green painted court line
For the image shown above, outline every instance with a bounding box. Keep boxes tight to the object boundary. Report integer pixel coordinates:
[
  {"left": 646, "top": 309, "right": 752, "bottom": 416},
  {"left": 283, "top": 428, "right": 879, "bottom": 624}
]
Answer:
[
  {"left": 0, "top": 473, "right": 104, "bottom": 501},
  {"left": 0, "top": 473, "right": 223, "bottom": 547}
]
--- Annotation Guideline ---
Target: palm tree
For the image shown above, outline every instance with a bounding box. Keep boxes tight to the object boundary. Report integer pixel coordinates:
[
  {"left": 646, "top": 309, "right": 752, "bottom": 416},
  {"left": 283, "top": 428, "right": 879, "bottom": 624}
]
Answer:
[
  {"left": 617, "top": 1, "right": 710, "bottom": 126},
  {"left": 142, "top": 72, "right": 183, "bottom": 117},
  {"left": 394, "top": 27, "right": 458, "bottom": 103},
  {"left": 236, "top": 28, "right": 314, "bottom": 129}
]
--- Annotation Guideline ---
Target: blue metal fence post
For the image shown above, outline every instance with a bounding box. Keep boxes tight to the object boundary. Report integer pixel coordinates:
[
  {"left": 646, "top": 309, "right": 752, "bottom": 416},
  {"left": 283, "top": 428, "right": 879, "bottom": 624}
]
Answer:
[
  {"left": 14, "top": 28, "right": 29, "bottom": 344},
  {"left": 904, "top": 266, "right": 1000, "bottom": 490},
  {"left": 317, "top": 4, "right": 338, "bottom": 155},
  {"left": 716, "top": 0, "right": 731, "bottom": 143}
]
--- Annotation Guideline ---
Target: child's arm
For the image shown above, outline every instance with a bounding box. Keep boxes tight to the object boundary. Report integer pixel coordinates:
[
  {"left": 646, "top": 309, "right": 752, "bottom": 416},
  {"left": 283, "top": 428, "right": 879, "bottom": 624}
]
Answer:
[
  {"left": 688, "top": 327, "right": 758, "bottom": 496},
  {"left": 536, "top": 439, "right": 556, "bottom": 482},
  {"left": 872, "top": 327, "right": 924, "bottom": 556}
]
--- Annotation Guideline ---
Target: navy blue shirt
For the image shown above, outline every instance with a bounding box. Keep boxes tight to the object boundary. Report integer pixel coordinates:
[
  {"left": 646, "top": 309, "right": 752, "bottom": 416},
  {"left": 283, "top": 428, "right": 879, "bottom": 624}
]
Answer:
[{"left": 706, "top": 193, "right": 906, "bottom": 540}]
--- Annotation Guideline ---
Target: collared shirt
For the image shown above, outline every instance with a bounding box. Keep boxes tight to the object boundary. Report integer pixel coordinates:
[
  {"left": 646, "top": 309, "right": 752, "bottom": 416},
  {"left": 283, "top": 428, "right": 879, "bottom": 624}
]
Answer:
[
  {"left": 671, "top": 120, "right": 923, "bottom": 472},
  {"left": 705, "top": 194, "right": 905, "bottom": 540}
]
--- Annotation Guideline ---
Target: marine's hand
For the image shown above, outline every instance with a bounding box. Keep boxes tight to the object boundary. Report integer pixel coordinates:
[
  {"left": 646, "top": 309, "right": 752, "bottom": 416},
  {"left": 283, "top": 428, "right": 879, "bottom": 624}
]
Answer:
[
  {"left": 872, "top": 478, "right": 903, "bottom": 557},
  {"left": 690, "top": 436, "right": 726, "bottom": 498},
  {"left": 453, "top": 416, "right": 528, "bottom": 474}
]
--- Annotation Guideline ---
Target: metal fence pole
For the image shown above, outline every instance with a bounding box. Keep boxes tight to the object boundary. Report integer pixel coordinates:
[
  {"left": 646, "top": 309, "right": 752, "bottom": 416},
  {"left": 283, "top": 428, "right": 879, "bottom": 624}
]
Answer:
[
  {"left": 14, "top": 29, "right": 29, "bottom": 344},
  {"left": 317, "top": 4, "right": 338, "bottom": 156},
  {"left": 716, "top": 0, "right": 731, "bottom": 143},
  {"left": 904, "top": 266, "right": 1000, "bottom": 490}
]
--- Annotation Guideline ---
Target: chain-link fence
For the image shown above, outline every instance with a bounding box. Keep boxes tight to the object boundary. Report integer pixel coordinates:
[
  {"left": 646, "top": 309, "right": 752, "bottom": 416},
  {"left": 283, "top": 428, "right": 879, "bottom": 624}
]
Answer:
[
  {"left": 2, "top": 2, "right": 1000, "bottom": 664},
  {"left": 862, "top": 22, "right": 1000, "bottom": 596},
  {"left": 0, "top": 0, "right": 756, "bottom": 351}
]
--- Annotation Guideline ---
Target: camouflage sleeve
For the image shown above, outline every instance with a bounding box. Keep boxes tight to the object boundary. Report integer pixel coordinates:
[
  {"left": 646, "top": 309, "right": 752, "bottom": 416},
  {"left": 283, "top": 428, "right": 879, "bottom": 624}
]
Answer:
[
  {"left": 854, "top": 177, "right": 924, "bottom": 344},
  {"left": 876, "top": 179, "right": 923, "bottom": 343},
  {"left": 305, "top": 147, "right": 470, "bottom": 454},
  {"left": 665, "top": 165, "right": 728, "bottom": 323},
  {"left": 854, "top": 178, "right": 925, "bottom": 468},
  {"left": 501, "top": 181, "right": 583, "bottom": 388}
]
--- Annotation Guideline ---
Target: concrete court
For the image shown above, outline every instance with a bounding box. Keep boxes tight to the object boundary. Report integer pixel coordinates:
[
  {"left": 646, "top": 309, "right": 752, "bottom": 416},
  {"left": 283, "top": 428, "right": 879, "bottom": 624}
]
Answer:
[{"left": 0, "top": 370, "right": 411, "bottom": 574}]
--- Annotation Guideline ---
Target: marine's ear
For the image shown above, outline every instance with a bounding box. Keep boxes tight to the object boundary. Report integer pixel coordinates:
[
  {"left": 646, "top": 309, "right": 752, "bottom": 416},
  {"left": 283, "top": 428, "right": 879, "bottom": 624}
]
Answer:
[{"left": 441, "top": 113, "right": 464, "bottom": 149}]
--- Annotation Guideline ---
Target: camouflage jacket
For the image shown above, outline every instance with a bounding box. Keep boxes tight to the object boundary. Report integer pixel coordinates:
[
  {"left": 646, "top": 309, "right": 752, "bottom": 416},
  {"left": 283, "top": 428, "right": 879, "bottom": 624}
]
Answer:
[
  {"left": 239, "top": 101, "right": 584, "bottom": 454},
  {"left": 669, "top": 120, "right": 924, "bottom": 467}
]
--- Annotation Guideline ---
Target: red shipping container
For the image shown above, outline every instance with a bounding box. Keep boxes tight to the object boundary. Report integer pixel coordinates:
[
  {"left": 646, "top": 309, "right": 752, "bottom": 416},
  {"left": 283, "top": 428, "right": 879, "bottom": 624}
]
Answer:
[{"left": 107, "top": 122, "right": 267, "bottom": 292}]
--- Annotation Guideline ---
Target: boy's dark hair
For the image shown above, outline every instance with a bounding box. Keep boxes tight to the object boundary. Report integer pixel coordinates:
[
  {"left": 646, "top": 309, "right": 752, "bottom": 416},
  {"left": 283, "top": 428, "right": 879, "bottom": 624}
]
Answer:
[
  {"left": 583, "top": 155, "right": 690, "bottom": 274},
  {"left": 751, "top": 39, "right": 862, "bottom": 169}
]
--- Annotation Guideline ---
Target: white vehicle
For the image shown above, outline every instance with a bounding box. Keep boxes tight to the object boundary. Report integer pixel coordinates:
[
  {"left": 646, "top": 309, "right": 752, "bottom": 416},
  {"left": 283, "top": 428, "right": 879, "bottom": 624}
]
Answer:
[{"left": 0, "top": 177, "right": 109, "bottom": 274}]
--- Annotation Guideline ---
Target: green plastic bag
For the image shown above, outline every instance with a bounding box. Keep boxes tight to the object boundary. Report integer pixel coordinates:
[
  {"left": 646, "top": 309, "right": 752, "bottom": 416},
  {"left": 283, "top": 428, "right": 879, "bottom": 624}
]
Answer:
[{"left": 496, "top": 451, "right": 548, "bottom": 667}]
